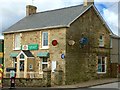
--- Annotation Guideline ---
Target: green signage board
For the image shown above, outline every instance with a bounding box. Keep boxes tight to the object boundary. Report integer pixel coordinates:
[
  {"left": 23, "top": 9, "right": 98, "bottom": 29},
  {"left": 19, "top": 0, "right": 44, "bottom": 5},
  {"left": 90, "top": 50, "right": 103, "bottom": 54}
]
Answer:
[{"left": 28, "top": 44, "right": 39, "bottom": 50}]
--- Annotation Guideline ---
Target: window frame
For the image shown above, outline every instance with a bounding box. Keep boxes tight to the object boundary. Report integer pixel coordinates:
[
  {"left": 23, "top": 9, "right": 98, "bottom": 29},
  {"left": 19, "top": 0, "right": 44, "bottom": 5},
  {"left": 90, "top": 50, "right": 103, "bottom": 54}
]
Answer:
[
  {"left": 99, "top": 35, "right": 104, "bottom": 47},
  {"left": 97, "top": 56, "right": 107, "bottom": 74},
  {"left": 14, "top": 33, "right": 21, "bottom": 50},
  {"left": 19, "top": 53, "right": 25, "bottom": 71},
  {"left": 13, "top": 58, "right": 17, "bottom": 72},
  {"left": 42, "top": 32, "right": 49, "bottom": 49},
  {"left": 42, "top": 58, "right": 48, "bottom": 70}
]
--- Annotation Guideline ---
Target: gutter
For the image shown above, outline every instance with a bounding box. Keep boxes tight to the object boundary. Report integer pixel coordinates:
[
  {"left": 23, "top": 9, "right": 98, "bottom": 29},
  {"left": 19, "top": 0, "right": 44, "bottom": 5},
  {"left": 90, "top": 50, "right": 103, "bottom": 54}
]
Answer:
[{"left": 3, "top": 25, "right": 69, "bottom": 34}]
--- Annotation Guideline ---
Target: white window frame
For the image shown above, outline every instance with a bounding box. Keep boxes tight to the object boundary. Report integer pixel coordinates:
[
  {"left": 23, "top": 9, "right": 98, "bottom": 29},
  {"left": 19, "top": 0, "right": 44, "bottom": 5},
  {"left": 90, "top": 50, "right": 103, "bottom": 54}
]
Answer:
[
  {"left": 99, "top": 35, "right": 104, "bottom": 47},
  {"left": 42, "top": 32, "right": 49, "bottom": 49},
  {"left": 97, "top": 56, "right": 107, "bottom": 74},
  {"left": 13, "top": 58, "right": 17, "bottom": 70},
  {"left": 14, "top": 33, "right": 21, "bottom": 50},
  {"left": 42, "top": 58, "right": 48, "bottom": 70},
  {"left": 19, "top": 53, "right": 25, "bottom": 71}
]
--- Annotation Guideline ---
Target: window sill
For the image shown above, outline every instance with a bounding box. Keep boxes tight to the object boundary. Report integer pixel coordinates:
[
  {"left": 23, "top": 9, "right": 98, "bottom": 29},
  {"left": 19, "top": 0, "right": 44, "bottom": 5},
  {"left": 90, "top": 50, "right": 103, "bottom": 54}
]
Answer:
[
  {"left": 40, "top": 47, "right": 49, "bottom": 50},
  {"left": 13, "top": 49, "right": 21, "bottom": 51},
  {"left": 97, "top": 72, "right": 106, "bottom": 74},
  {"left": 99, "top": 45, "right": 104, "bottom": 48}
]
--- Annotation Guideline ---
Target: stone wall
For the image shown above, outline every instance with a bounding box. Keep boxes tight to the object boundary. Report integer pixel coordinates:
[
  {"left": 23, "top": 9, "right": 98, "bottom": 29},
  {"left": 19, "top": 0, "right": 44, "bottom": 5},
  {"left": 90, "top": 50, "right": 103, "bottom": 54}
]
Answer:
[
  {"left": 3, "top": 68, "right": 51, "bottom": 87},
  {"left": 65, "top": 7, "right": 111, "bottom": 84}
]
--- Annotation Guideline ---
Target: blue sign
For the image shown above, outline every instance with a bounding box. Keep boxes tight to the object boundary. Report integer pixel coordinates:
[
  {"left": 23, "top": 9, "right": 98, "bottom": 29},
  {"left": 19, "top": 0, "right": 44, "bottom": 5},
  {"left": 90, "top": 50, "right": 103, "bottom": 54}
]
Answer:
[
  {"left": 61, "top": 54, "right": 65, "bottom": 59},
  {"left": 80, "top": 37, "right": 88, "bottom": 45}
]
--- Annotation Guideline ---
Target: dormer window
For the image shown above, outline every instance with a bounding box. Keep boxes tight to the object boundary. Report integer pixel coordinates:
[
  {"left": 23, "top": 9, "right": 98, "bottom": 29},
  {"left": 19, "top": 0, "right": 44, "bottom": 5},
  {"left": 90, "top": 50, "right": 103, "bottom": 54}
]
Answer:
[{"left": 99, "top": 35, "right": 104, "bottom": 47}]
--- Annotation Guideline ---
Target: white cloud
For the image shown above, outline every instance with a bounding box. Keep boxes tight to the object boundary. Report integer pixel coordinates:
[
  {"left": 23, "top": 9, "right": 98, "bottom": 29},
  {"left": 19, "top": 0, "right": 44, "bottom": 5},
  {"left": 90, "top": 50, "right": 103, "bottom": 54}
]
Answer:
[
  {"left": 102, "top": 8, "right": 118, "bottom": 35},
  {"left": 0, "top": 0, "right": 118, "bottom": 36}
]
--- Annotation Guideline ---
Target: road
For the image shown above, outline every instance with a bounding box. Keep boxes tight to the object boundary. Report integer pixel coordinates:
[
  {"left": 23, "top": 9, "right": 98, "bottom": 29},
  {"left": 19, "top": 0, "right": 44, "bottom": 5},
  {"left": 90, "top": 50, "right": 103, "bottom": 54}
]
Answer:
[
  {"left": 1, "top": 82, "right": 120, "bottom": 90},
  {"left": 90, "top": 82, "right": 120, "bottom": 89}
]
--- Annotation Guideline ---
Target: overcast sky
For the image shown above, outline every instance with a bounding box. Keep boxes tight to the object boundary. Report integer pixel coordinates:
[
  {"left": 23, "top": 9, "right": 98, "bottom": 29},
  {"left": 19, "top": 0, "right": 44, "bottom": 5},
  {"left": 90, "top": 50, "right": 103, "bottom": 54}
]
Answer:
[{"left": 0, "top": 0, "right": 119, "bottom": 39}]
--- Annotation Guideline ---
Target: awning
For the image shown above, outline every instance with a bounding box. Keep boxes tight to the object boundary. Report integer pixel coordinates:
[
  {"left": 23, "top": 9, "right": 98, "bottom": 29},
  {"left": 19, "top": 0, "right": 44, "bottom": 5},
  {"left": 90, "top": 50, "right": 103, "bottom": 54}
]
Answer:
[
  {"left": 37, "top": 52, "right": 49, "bottom": 58},
  {"left": 10, "top": 53, "right": 19, "bottom": 57}
]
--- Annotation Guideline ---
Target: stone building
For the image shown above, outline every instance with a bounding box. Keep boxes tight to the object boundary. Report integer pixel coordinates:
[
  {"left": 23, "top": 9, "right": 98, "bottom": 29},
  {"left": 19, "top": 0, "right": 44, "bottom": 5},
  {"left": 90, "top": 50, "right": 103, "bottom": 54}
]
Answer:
[
  {"left": 3, "top": 0, "right": 112, "bottom": 85},
  {"left": 110, "top": 34, "right": 120, "bottom": 78}
]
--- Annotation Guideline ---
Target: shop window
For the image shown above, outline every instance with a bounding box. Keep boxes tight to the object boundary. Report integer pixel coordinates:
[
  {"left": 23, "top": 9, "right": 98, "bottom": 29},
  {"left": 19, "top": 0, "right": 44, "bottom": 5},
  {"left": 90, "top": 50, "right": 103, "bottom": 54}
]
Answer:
[
  {"left": 42, "top": 32, "right": 48, "bottom": 48},
  {"left": 42, "top": 58, "right": 48, "bottom": 70},
  {"left": 14, "top": 33, "right": 21, "bottom": 50},
  {"left": 99, "top": 35, "right": 104, "bottom": 47},
  {"left": 20, "top": 61, "right": 24, "bottom": 71},
  {"left": 97, "top": 56, "right": 106, "bottom": 73},
  {"left": 19, "top": 53, "right": 25, "bottom": 71}
]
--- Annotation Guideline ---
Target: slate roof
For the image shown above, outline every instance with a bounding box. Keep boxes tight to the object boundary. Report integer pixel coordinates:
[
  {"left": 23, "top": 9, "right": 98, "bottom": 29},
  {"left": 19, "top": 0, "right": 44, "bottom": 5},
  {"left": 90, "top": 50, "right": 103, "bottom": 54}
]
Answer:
[
  {"left": 22, "top": 50, "right": 34, "bottom": 57},
  {"left": 3, "top": 4, "right": 92, "bottom": 33},
  {"left": 3, "top": 3, "right": 112, "bottom": 34}
]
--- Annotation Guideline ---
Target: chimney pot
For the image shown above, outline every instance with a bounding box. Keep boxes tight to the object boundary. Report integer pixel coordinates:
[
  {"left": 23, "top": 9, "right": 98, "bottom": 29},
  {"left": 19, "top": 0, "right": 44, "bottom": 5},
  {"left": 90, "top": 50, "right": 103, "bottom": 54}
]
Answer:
[{"left": 26, "top": 5, "right": 37, "bottom": 16}]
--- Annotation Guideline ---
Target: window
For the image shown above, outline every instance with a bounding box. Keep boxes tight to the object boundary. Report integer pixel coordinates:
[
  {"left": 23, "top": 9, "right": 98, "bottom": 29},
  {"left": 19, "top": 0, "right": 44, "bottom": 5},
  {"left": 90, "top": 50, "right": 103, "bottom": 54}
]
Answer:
[
  {"left": 20, "top": 61, "right": 24, "bottom": 71},
  {"left": 42, "top": 32, "right": 48, "bottom": 48},
  {"left": 13, "top": 58, "right": 17, "bottom": 72},
  {"left": 19, "top": 53, "right": 25, "bottom": 71},
  {"left": 29, "top": 64, "right": 33, "bottom": 70},
  {"left": 97, "top": 56, "right": 107, "bottom": 73},
  {"left": 14, "top": 33, "right": 21, "bottom": 50},
  {"left": 42, "top": 58, "right": 48, "bottom": 70},
  {"left": 99, "top": 35, "right": 104, "bottom": 47}
]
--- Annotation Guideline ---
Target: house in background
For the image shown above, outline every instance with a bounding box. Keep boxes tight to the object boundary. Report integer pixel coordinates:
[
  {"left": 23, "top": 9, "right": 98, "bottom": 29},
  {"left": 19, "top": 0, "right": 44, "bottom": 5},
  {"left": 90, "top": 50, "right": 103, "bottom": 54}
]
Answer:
[
  {"left": 0, "top": 39, "right": 4, "bottom": 64},
  {"left": 3, "top": 0, "right": 112, "bottom": 85},
  {"left": 110, "top": 34, "right": 120, "bottom": 78}
]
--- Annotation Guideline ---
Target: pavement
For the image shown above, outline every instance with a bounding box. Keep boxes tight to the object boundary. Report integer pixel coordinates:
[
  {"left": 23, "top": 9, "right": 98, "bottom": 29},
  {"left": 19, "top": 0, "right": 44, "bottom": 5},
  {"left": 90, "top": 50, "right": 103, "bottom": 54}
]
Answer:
[
  {"left": 1, "top": 78, "right": 119, "bottom": 89},
  {"left": 51, "top": 78, "right": 119, "bottom": 88}
]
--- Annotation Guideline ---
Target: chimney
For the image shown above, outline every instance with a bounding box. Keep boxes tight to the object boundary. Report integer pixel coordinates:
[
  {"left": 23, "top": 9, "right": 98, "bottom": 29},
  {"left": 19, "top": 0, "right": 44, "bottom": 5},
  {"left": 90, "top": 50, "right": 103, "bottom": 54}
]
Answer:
[
  {"left": 26, "top": 5, "right": 37, "bottom": 16},
  {"left": 83, "top": 0, "right": 94, "bottom": 6}
]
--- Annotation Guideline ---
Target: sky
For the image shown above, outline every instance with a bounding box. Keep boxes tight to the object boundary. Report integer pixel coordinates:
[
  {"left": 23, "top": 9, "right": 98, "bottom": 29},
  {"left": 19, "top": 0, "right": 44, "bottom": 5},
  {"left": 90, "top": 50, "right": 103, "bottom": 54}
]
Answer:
[{"left": 0, "top": 0, "right": 119, "bottom": 39}]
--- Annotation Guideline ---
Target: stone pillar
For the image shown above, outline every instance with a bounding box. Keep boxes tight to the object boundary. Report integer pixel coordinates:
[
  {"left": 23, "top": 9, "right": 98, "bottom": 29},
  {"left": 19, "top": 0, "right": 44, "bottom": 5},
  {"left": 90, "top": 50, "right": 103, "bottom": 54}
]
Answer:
[
  {"left": 43, "top": 68, "right": 51, "bottom": 87},
  {"left": 54, "top": 69, "right": 63, "bottom": 85}
]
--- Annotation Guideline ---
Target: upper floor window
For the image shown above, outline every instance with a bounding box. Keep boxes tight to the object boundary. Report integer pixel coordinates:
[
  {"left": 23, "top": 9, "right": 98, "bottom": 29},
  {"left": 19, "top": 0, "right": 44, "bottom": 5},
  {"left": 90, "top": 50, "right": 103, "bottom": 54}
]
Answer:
[
  {"left": 14, "top": 33, "right": 21, "bottom": 50},
  {"left": 97, "top": 56, "right": 107, "bottom": 73},
  {"left": 42, "top": 32, "right": 48, "bottom": 48},
  {"left": 99, "top": 35, "right": 104, "bottom": 47}
]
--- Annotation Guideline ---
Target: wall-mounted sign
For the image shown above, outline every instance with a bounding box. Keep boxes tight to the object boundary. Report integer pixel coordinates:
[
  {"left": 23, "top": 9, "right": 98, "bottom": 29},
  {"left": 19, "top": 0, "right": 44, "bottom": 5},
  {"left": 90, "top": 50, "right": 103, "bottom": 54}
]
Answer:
[
  {"left": 52, "top": 40, "right": 58, "bottom": 46},
  {"left": 22, "top": 44, "right": 39, "bottom": 50},
  {"left": 61, "top": 54, "right": 65, "bottom": 59},
  {"left": 28, "top": 44, "right": 39, "bottom": 50},
  {"left": 80, "top": 37, "right": 88, "bottom": 45},
  {"left": 68, "top": 40, "right": 75, "bottom": 46},
  {"left": 79, "top": 37, "right": 88, "bottom": 48},
  {"left": 22, "top": 45, "right": 28, "bottom": 50}
]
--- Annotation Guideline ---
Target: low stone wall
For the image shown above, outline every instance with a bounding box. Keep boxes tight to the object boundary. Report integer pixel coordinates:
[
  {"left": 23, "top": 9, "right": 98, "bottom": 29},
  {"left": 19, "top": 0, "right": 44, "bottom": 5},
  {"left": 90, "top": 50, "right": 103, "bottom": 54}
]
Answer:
[
  {"left": 3, "top": 78, "right": 46, "bottom": 87},
  {"left": 3, "top": 68, "right": 51, "bottom": 87}
]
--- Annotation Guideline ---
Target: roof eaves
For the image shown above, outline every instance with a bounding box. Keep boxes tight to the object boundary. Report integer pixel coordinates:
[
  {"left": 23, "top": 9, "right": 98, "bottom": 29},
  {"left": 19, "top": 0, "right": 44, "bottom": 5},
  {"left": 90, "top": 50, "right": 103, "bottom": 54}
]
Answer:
[
  {"left": 3, "top": 25, "right": 69, "bottom": 34},
  {"left": 92, "top": 5, "right": 113, "bottom": 34},
  {"left": 68, "top": 4, "right": 93, "bottom": 27}
]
